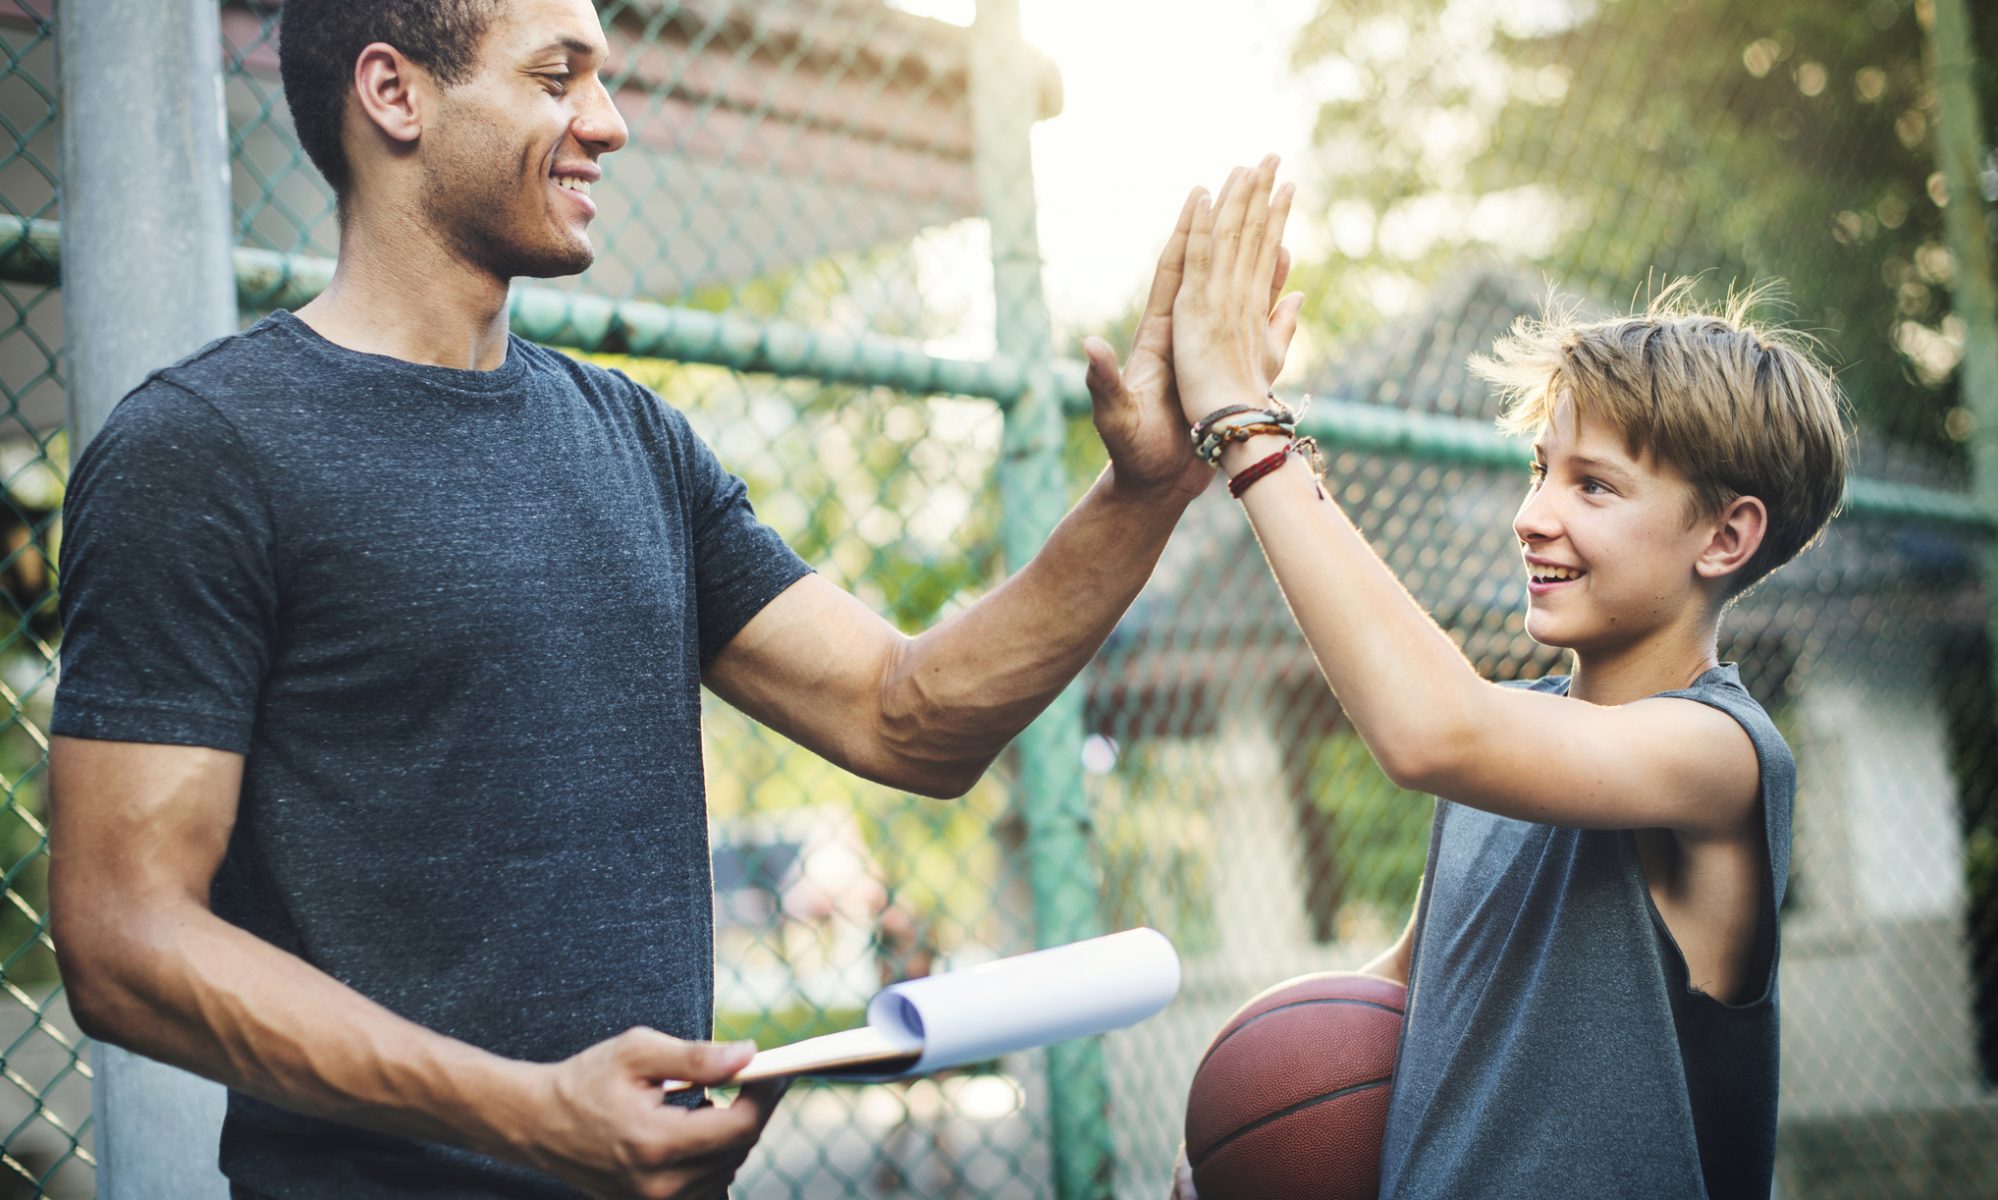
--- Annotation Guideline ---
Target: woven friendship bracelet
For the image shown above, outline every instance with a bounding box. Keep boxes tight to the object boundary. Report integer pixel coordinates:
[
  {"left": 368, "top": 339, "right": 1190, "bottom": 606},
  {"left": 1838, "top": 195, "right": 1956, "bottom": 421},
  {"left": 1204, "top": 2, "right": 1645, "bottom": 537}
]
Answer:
[
  {"left": 1227, "top": 444, "right": 1294, "bottom": 499},
  {"left": 1228, "top": 436, "right": 1328, "bottom": 500}
]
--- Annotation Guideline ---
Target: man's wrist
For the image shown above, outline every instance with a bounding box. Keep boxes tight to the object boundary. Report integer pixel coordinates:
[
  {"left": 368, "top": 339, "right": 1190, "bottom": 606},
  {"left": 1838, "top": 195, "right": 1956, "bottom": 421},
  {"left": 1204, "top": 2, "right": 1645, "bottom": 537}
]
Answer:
[
  {"left": 1102, "top": 462, "right": 1203, "bottom": 511},
  {"left": 433, "top": 1049, "right": 552, "bottom": 1167}
]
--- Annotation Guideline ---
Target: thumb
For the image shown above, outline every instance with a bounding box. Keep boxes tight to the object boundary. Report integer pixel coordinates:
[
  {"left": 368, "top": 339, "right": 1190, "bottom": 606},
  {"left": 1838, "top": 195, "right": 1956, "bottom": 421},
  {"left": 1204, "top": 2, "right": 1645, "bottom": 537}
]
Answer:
[
  {"left": 1268, "top": 245, "right": 1293, "bottom": 315},
  {"left": 1267, "top": 291, "right": 1306, "bottom": 359},
  {"left": 1083, "top": 336, "right": 1128, "bottom": 412},
  {"left": 620, "top": 1029, "right": 757, "bottom": 1085}
]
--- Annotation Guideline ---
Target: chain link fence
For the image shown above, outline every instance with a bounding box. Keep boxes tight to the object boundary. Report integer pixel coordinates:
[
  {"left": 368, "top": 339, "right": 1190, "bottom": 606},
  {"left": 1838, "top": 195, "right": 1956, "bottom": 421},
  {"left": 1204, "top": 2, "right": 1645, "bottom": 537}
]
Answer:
[{"left": 2, "top": 0, "right": 1996, "bottom": 1197}]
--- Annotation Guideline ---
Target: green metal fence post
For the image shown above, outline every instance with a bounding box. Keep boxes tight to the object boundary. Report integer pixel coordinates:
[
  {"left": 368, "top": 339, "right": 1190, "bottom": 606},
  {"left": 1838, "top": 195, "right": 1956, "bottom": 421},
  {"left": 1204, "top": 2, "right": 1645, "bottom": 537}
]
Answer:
[
  {"left": 1922, "top": 0, "right": 1998, "bottom": 722},
  {"left": 969, "top": 3, "right": 1114, "bottom": 1197}
]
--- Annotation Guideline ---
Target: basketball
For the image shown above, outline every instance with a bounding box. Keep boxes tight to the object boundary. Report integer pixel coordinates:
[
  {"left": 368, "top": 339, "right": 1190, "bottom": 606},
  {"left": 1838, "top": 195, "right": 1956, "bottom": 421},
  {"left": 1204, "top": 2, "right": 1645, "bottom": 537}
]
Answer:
[{"left": 1183, "top": 971, "right": 1407, "bottom": 1200}]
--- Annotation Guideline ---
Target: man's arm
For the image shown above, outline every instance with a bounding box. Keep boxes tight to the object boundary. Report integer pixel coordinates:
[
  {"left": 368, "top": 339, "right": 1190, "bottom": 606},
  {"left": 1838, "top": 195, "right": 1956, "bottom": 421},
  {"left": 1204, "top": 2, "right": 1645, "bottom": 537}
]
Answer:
[
  {"left": 50, "top": 737, "right": 783, "bottom": 1199},
  {"left": 705, "top": 188, "right": 1303, "bottom": 799},
  {"left": 1167, "top": 159, "right": 1761, "bottom": 836}
]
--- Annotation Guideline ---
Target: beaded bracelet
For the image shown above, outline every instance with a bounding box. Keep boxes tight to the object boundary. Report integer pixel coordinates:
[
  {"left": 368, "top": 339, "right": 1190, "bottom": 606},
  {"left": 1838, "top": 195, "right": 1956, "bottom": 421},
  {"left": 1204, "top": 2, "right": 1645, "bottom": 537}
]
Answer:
[
  {"left": 1193, "top": 405, "right": 1298, "bottom": 464},
  {"left": 1215, "top": 422, "right": 1292, "bottom": 452}
]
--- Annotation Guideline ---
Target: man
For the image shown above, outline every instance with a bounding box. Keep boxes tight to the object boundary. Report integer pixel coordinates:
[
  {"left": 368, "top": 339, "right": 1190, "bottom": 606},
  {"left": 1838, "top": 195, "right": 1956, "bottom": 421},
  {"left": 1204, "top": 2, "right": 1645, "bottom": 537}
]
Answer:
[{"left": 47, "top": 2, "right": 1298, "bottom": 1198}]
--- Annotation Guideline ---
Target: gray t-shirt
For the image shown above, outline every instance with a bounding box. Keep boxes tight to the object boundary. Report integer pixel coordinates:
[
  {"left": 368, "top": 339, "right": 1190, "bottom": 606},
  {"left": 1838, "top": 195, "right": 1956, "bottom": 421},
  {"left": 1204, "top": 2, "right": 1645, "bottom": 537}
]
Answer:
[
  {"left": 54, "top": 311, "right": 813, "bottom": 1197},
  {"left": 1379, "top": 665, "right": 1792, "bottom": 1200}
]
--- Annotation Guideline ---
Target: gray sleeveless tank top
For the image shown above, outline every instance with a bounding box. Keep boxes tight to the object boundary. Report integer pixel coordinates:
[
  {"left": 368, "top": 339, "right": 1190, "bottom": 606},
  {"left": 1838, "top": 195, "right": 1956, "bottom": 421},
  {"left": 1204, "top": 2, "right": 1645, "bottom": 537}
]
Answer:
[{"left": 1378, "top": 664, "right": 1793, "bottom": 1199}]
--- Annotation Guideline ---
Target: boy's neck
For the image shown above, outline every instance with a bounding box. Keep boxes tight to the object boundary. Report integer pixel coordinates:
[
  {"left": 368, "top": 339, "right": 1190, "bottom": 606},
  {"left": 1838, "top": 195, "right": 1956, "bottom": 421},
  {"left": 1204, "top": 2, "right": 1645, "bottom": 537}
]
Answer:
[{"left": 1566, "top": 623, "right": 1722, "bottom": 707}]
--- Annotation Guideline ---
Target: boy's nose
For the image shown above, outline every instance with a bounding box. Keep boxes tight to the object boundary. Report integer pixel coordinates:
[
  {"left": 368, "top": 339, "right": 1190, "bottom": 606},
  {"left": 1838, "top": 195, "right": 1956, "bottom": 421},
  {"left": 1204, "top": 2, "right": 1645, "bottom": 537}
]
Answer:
[{"left": 1513, "top": 490, "right": 1560, "bottom": 544}]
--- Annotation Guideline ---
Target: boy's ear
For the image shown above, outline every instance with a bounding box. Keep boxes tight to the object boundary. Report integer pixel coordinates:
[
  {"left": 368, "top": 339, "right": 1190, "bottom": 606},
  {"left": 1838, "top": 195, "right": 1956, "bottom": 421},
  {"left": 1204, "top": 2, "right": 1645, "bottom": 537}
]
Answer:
[
  {"left": 350, "top": 42, "right": 429, "bottom": 151},
  {"left": 1694, "top": 495, "right": 1768, "bottom": 585}
]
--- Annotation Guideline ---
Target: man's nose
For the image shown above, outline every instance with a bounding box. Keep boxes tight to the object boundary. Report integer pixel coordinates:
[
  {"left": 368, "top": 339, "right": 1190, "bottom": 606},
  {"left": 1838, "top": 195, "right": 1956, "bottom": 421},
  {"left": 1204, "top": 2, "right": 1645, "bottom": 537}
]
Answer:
[{"left": 577, "top": 77, "right": 630, "bottom": 155}]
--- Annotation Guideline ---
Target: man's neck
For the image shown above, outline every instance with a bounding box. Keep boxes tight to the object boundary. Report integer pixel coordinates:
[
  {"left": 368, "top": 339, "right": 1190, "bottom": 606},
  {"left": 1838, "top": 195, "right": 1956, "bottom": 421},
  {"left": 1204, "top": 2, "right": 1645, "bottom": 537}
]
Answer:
[{"left": 293, "top": 206, "right": 513, "bottom": 371}]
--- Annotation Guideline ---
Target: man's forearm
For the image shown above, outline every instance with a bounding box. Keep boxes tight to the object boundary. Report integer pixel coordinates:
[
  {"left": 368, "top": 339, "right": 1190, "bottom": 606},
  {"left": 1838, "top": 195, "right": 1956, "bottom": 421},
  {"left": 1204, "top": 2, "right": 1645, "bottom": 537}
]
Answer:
[
  {"left": 64, "top": 901, "right": 542, "bottom": 1161},
  {"left": 879, "top": 467, "right": 1193, "bottom": 787}
]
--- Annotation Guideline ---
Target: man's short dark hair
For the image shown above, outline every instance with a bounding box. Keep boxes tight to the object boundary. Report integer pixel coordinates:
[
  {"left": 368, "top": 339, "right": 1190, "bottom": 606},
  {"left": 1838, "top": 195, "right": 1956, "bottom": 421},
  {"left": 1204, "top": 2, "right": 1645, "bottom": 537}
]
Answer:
[{"left": 278, "top": 0, "right": 503, "bottom": 198}]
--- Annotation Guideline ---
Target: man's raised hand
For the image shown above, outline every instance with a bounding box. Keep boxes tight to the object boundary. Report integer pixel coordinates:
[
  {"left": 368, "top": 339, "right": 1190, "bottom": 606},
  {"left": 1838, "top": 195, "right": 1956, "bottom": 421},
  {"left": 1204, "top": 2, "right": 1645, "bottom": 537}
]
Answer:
[
  {"left": 1171, "top": 155, "right": 1305, "bottom": 427},
  {"left": 1083, "top": 189, "right": 1209, "bottom": 503}
]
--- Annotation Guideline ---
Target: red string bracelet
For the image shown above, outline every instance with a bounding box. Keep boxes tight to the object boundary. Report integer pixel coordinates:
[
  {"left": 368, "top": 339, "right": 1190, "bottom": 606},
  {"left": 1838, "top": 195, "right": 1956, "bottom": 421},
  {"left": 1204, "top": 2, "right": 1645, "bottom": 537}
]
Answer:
[{"left": 1228, "top": 443, "right": 1293, "bottom": 499}]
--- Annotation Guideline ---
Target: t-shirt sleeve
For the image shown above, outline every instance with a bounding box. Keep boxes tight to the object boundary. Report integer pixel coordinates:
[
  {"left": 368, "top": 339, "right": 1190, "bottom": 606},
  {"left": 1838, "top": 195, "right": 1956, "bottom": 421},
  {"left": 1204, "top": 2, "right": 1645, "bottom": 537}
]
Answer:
[
  {"left": 53, "top": 380, "right": 278, "bottom": 753},
  {"left": 657, "top": 404, "right": 813, "bottom": 669}
]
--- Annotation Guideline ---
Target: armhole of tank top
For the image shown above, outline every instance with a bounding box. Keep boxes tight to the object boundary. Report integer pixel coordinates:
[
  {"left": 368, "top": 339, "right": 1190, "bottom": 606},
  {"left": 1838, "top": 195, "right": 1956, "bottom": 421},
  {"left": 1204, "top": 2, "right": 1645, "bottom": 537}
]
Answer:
[{"left": 1630, "top": 687, "right": 1782, "bottom": 1013}]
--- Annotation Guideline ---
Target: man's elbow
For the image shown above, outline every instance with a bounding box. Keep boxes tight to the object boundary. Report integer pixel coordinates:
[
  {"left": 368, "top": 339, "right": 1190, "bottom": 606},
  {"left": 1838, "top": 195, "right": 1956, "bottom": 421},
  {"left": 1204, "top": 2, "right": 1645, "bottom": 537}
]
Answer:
[
  {"left": 55, "top": 927, "right": 141, "bottom": 1045},
  {"left": 866, "top": 752, "right": 991, "bottom": 800},
  {"left": 51, "top": 899, "right": 162, "bottom": 1047}
]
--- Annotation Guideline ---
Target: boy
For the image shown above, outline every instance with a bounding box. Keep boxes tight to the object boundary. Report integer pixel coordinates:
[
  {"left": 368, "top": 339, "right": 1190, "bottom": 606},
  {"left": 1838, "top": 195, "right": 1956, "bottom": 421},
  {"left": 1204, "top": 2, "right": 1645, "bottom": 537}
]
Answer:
[{"left": 1167, "top": 159, "right": 1850, "bottom": 1197}]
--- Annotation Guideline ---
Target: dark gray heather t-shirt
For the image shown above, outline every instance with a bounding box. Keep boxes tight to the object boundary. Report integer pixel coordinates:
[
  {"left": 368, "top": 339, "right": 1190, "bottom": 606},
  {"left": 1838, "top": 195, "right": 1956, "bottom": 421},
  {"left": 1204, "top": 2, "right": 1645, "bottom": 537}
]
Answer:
[
  {"left": 54, "top": 311, "right": 812, "bottom": 1198},
  {"left": 1379, "top": 665, "right": 1793, "bottom": 1200}
]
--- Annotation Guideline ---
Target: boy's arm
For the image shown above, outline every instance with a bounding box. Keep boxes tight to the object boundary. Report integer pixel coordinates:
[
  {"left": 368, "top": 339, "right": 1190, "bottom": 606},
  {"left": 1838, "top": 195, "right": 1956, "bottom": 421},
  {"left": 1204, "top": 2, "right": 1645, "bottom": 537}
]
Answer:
[
  {"left": 1169, "top": 160, "right": 1760, "bottom": 835},
  {"left": 705, "top": 191, "right": 1302, "bottom": 799},
  {"left": 50, "top": 737, "right": 784, "bottom": 1198},
  {"left": 1357, "top": 893, "right": 1418, "bottom": 987}
]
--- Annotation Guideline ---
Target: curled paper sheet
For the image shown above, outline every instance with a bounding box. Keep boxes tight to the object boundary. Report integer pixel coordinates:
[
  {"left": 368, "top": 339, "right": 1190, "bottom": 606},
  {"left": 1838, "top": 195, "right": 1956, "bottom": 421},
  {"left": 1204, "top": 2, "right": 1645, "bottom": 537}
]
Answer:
[{"left": 726, "top": 927, "right": 1181, "bottom": 1085}]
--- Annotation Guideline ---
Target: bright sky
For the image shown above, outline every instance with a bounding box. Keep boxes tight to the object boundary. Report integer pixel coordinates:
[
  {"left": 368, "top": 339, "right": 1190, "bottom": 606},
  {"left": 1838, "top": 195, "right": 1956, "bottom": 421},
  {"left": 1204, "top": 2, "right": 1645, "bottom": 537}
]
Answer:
[{"left": 894, "top": 0, "right": 1324, "bottom": 332}]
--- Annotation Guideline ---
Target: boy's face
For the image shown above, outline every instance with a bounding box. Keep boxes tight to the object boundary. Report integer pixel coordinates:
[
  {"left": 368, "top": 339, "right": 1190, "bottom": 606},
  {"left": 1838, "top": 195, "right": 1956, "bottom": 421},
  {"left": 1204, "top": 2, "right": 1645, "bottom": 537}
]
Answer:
[
  {"left": 1512, "top": 396, "right": 1716, "bottom": 655},
  {"left": 415, "top": 0, "right": 629, "bottom": 279}
]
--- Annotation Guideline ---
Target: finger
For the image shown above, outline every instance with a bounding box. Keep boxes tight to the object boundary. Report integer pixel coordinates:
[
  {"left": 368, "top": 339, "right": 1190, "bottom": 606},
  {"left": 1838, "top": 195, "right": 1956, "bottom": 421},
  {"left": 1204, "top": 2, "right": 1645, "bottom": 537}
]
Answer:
[
  {"left": 1083, "top": 336, "right": 1127, "bottom": 411},
  {"left": 651, "top": 1093, "right": 770, "bottom": 1160},
  {"left": 1209, "top": 165, "right": 1254, "bottom": 292},
  {"left": 1265, "top": 291, "right": 1306, "bottom": 378},
  {"left": 1268, "top": 245, "right": 1293, "bottom": 316},
  {"left": 1183, "top": 188, "right": 1216, "bottom": 287},
  {"left": 731, "top": 1077, "right": 792, "bottom": 1130},
  {"left": 1141, "top": 190, "right": 1201, "bottom": 327},
  {"left": 1255, "top": 182, "right": 1296, "bottom": 314},
  {"left": 1174, "top": 1143, "right": 1199, "bottom": 1200},
  {"left": 1232, "top": 156, "right": 1279, "bottom": 299}
]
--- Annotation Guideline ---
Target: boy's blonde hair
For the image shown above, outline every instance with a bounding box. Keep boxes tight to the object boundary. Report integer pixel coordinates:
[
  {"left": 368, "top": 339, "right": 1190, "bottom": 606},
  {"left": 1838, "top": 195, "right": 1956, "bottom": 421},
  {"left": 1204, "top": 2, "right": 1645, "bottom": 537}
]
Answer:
[{"left": 1471, "top": 279, "right": 1852, "bottom": 596}]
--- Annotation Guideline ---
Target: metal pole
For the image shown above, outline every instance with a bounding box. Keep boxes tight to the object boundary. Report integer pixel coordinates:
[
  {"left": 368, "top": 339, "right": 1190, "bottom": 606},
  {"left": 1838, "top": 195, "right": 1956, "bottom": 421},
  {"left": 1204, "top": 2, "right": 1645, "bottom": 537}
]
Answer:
[
  {"left": 57, "top": 0, "right": 236, "bottom": 1195},
  {"left": 968, "top": 3, "right": 1113, "bottom": 1198},
  {"left": 1921, "top": 0, "right": 1998, "bottom": 748}
]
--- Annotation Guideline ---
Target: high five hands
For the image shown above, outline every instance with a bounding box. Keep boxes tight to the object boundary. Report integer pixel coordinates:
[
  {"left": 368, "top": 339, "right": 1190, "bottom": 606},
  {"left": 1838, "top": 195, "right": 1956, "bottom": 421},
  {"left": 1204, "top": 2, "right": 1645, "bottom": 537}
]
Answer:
[{"left": 1084, "top": 154, "right": 1305, "bottom": 501}]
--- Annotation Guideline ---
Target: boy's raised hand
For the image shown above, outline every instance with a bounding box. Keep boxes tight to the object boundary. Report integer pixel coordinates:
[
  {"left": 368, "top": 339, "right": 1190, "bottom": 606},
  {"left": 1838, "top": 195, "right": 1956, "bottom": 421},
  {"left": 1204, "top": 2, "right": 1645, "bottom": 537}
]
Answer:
[
  {"left": 1084, "top": 172, "right": 1300, "bottom": 501},
  {"left": 1171, "top": 155, "right": 1305, "bottom": 427}
]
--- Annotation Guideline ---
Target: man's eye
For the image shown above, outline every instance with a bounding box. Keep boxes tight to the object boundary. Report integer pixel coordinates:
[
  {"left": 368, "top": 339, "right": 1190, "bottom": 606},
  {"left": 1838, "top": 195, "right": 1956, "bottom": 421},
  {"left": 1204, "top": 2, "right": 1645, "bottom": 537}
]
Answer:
[{"left": 539, "top": 73, "right": 570, "bottom": 93}]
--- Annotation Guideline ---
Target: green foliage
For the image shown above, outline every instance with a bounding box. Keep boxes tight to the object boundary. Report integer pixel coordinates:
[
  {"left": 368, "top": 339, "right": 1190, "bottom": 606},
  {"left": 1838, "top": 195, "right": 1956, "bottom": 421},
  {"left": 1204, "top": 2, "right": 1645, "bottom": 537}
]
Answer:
[
  {"left": 1306, "top": 730, "right": 1430, "bottom": 926},
  {"left": 1291, "top": 0, "right": 1998, "bottom": 457}
]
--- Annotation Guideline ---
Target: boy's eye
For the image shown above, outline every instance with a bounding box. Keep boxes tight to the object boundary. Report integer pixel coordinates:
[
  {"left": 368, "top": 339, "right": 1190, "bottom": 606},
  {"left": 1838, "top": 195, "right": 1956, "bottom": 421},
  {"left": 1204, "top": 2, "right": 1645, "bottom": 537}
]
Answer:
[
  {"left": 1527, "top": 461, "right": 1547, "bottom": 485},
  {"left": 1581, "top": 477, "right": 1611, "bottom": 495}
]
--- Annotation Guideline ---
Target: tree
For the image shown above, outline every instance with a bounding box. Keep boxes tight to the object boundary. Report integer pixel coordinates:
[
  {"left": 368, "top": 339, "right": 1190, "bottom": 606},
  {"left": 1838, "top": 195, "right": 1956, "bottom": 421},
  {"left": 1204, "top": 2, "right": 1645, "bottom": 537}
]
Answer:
[{"left": 1290, "top": 0, "right": 1998, "bottom": 460}]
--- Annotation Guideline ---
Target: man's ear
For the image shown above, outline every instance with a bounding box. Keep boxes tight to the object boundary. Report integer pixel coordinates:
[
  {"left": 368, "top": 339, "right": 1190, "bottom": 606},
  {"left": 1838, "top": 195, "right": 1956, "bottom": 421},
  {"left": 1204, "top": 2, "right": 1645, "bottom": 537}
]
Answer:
[
  {"left": 1694, "top": 494, "right": 1768, "bottom": 585},
  {"left": 351, "top": 42, "right": 428, "bottom": 149}
]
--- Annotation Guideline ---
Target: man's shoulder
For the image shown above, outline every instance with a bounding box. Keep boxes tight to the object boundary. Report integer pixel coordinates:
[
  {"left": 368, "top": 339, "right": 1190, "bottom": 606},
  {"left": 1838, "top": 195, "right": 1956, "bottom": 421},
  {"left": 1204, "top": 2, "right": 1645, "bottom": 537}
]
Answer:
[{"left": 511, "top": 339, "right": 697, "bottom": 431}]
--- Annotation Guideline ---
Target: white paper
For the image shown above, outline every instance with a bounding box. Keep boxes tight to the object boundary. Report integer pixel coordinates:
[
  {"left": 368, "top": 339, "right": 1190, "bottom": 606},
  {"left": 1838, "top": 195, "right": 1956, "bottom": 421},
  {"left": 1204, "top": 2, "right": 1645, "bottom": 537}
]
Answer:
[
  {"left": 723, "top": 927, "right": 1181, "bottom": 1086},
  {"left": 864, "top": 926, "right": 1180, "bottom": 1078}
]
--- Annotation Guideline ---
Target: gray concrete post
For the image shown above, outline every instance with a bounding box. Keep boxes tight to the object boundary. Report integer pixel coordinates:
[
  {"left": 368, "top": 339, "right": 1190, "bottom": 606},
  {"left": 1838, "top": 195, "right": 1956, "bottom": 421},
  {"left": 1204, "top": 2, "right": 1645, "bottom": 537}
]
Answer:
[{"left": 56, "top": 0, "right": 236, "bottom": 1195}]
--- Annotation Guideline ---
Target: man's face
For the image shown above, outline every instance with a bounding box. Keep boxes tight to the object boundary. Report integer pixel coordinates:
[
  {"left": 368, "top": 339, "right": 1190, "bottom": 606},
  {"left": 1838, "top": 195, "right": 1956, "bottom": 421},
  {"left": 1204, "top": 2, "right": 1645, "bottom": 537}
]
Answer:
[
  {"left": 419, "top": 0, "right": 629, "bottom": 279},
  {"left": 1511, "top": 396, "right": 1718, "bottom": 656}
]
